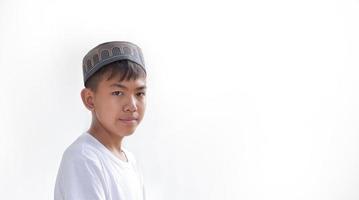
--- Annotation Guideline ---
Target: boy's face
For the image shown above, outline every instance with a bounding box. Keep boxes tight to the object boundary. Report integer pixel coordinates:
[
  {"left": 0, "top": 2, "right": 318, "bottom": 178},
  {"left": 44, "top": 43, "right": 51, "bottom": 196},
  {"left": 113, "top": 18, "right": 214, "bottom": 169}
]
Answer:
[{"left": 83, "top": 75, "right": 146, "bottom": 137}]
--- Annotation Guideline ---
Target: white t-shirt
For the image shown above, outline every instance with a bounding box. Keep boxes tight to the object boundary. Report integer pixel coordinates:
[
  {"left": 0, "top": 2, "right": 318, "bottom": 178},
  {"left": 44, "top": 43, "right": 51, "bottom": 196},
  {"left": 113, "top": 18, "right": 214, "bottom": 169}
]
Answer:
[{"left": 54, "top": 132, "right": 145, "bottom": 200}]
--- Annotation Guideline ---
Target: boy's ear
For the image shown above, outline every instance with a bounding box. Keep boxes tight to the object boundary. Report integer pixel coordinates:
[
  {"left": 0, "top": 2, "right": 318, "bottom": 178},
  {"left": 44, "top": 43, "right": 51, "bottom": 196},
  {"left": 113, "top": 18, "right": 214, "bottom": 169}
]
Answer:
[{"left": 81, "top": 88, "right": 95, "bottom": 111}]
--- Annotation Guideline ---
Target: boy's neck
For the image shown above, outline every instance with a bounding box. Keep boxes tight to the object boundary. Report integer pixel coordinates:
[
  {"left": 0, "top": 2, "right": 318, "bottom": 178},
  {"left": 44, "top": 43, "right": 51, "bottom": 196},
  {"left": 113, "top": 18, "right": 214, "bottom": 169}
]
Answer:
[{"left": 88, "top": 122, "right": 128, "bottom": 162}]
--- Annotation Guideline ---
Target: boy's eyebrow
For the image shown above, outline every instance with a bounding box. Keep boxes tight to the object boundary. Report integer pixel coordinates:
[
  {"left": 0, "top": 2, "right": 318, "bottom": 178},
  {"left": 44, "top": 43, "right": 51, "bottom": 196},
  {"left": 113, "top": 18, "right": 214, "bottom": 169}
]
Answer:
[
  {"left": 136, "top": 86, "right": 147, "bottom": 90},
  {"left": 110, "top": 83, "right": 147, "bottom": 90},
  {"left": 110, "top": 83, "right": 127, "bottom": 89}
]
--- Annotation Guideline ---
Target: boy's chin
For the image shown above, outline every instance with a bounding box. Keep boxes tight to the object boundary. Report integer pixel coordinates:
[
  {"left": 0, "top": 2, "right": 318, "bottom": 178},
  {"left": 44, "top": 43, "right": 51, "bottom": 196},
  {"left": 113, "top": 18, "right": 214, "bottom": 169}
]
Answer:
[
  {"left": 123, "top": 130, "right": 135, "bottom": 136},
  {"left": 116, "top": 128, "right": 136, "bottom": 137}
]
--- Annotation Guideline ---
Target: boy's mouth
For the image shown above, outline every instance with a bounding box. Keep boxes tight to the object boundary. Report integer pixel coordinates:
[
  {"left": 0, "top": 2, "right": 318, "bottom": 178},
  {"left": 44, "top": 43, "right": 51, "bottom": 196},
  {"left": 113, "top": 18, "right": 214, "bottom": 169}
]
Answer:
[{"left": 119, "top": 117, "right": 138, "bottom": 125}]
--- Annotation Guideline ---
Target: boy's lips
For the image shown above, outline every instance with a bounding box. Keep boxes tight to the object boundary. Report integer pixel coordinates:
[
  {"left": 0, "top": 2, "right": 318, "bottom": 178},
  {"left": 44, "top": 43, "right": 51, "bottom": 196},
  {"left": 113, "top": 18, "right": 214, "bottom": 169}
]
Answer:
[{"left": 119, "top": 117, "right": 138, "bottom": 125}]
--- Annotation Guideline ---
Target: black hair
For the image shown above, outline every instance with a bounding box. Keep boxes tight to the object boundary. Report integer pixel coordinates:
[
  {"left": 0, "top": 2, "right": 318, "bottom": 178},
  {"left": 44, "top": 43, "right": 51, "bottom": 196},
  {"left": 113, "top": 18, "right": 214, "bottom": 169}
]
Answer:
[{"left": 85, "top": 60, "right": 146, "bottom": 92}]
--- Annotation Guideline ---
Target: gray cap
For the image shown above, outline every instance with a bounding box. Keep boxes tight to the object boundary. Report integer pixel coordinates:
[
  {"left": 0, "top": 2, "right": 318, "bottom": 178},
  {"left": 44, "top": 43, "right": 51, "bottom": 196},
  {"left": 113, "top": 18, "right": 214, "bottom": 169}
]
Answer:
[{"left": 82, "top": 41, "right": 145, "bottom": 85}]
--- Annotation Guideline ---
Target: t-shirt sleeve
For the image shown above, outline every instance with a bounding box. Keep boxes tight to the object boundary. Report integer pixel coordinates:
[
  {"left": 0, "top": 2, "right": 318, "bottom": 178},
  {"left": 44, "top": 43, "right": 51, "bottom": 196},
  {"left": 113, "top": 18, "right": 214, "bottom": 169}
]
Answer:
[
  {"left": 130, "top": 152, "right": 146, "bottom": 200},
  {"left": 135, "top": 162, "right": 146, "bottom": 200},
  {"left": 123, "top": 149, "right": 146, "bottom": 200},
  {"left": 141, "top": 173, "right": 146, "bottom": 200},
  {"left": 54, "top": 150, "right": 107, "bottom": 200}
]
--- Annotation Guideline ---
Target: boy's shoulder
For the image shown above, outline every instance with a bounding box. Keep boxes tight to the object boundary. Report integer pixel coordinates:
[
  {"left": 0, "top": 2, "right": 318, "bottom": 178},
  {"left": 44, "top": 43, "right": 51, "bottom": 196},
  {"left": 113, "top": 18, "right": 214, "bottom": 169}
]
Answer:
[
  {"left": 61, "top": 132, "right": 138, "bottom": 167},
  {"left": 61, "top": 133, "right": 103, "bottom": 165}
]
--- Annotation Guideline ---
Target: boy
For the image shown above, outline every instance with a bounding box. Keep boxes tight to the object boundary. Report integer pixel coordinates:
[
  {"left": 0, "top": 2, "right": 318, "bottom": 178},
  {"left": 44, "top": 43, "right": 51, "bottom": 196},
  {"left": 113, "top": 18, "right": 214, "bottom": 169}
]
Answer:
[{"left": 54, "top": 41, "right": 147, "bottom": 200}]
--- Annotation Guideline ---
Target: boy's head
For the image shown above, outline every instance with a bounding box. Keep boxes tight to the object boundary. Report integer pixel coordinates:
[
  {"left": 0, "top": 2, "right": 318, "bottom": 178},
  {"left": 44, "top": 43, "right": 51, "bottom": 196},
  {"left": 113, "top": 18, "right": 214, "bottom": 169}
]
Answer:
[{"left": 80, "top": 41, "right": 147, "bottom": 137}]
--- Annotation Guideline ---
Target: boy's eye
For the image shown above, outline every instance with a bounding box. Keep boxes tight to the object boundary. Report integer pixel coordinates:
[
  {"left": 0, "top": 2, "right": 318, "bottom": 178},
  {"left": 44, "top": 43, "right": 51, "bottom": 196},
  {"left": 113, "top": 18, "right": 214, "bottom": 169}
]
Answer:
[
  {"left": 137, "top": 92, "right": 146, "bottom": 97},
  {"left": 112, "top": 91, "right": 124, "bottom": 96}
]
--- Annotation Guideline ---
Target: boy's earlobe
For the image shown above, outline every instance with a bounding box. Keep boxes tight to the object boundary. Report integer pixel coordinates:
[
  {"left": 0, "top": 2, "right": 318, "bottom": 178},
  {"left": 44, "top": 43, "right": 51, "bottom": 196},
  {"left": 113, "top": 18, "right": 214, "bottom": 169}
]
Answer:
[{"left": 81, "top": 88, "right": 94, "bottom": 111}]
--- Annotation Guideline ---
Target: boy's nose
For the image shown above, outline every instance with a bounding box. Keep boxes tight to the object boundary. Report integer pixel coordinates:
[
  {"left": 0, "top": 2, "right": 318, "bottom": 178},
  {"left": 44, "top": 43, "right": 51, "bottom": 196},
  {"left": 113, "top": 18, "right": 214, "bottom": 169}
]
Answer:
[{"left": 123, "top": 96, "right": 137, "bottom": 112}]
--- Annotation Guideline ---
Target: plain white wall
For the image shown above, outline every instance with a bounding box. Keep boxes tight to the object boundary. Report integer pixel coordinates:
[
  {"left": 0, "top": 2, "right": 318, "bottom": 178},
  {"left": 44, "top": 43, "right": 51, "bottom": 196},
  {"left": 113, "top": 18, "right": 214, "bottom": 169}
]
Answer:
[{"left": 1, "top": 0, "right": 359, "bottom": 199}]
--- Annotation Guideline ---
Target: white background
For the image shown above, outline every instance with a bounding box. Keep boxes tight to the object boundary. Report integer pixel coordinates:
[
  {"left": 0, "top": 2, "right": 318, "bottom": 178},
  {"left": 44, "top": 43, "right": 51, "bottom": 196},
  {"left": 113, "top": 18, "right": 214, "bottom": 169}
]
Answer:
[{"left": 1, "top": 0, "right": 359, "bottom": 199}]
